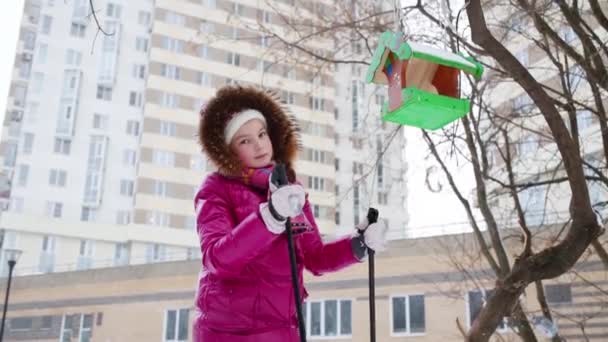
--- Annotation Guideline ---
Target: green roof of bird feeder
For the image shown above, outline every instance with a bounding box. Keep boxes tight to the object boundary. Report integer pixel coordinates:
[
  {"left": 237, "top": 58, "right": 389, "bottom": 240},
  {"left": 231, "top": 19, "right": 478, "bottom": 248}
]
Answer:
[{"left": 366, "top": 31, "right": 484, "bottom": 130}]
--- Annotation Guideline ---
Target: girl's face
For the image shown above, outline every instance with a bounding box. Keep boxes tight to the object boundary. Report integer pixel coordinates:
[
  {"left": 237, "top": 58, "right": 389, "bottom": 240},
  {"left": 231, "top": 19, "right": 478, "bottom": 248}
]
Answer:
[{"left": 229, "top": 119, "right": 273, "bottom": 169}]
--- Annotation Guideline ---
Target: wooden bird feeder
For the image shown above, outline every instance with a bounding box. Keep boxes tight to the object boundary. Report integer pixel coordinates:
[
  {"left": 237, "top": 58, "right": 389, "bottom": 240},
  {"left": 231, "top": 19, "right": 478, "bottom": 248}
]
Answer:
[{"left": 366, "top": 31, "right": 484, "bottom": 130}]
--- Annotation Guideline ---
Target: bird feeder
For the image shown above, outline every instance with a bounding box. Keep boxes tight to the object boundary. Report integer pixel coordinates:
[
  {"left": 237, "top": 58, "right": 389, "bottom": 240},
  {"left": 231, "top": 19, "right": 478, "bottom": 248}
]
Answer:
[{"left": 366, "top": 31, "right": 484, "bottom": 130}]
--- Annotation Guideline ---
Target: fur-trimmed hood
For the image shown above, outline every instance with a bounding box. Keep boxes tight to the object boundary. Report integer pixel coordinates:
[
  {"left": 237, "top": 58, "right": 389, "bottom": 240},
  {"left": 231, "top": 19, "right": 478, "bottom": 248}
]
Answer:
[{"left": 198, "top": 85, "right": 300, "bottom": 177}]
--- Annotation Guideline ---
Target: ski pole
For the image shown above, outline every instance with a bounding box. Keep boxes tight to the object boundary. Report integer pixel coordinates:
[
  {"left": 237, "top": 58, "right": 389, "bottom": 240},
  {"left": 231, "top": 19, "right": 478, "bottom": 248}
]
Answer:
[
  {"left": 360, "top": 207, "right": 379, "bottom": 342},
  {"left": 273, "top": 164, "right": 306, "bottom": 342}
]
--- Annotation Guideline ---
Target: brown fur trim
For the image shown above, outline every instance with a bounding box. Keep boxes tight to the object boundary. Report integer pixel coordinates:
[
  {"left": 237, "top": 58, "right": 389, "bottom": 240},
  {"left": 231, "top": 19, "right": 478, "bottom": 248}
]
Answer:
[{"left": 198, "top": 85, "right": 301, "bottom": 179}]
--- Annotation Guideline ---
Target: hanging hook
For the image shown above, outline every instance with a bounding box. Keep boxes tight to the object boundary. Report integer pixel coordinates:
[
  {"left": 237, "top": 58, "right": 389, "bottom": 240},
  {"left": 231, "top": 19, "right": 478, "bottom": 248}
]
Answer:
[{"left": 394, "top": 0, "right": 404, "bottom": 33}]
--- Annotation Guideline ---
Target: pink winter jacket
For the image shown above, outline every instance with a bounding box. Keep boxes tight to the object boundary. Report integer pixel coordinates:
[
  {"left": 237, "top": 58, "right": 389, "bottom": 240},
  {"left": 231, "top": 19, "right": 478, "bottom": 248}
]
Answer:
[{"left": 192, "top": 172, "right": 360, "bottom": 341}]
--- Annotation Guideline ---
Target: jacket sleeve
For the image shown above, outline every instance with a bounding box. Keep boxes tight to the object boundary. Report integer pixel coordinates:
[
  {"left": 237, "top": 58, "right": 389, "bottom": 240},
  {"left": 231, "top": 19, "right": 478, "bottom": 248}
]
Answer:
[
  {"left": 195, "top": 178, "right": 280, "bottom": 277},
  {"left": 299, "top": 197, "right": 360, "bottom": 276}
]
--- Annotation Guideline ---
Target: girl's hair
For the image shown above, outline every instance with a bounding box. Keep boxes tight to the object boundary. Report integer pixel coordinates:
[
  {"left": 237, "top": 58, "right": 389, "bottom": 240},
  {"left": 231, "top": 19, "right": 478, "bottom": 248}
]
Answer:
[{"left": 198, "top": 85, "right": 301, "bottom": 179}]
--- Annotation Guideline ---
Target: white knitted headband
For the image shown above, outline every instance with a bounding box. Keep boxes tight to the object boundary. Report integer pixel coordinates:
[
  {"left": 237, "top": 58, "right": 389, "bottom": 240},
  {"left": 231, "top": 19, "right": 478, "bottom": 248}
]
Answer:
[{"left": 224, "top": 109, "right": 267, "bottom": 144}]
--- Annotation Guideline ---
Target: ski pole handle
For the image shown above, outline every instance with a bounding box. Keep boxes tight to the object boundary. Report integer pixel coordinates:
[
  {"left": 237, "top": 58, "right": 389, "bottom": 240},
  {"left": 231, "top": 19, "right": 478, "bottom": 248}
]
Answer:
[
  {"left": 271, "top": 163, "right": 288, "bottom": 187},
  {"left": 367, "top": 207, "right": 379, "bottom": 225}
]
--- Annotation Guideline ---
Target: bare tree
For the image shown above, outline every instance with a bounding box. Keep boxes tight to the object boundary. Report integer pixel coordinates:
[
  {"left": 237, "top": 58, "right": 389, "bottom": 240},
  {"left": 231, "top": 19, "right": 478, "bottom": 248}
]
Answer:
[{"left": 200, "top": 0, "right": 608, "bottom": 340}]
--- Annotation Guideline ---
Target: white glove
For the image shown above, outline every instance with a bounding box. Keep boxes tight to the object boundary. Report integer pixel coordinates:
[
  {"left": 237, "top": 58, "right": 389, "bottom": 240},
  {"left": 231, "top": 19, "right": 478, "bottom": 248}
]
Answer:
[
  {"left": 356, "top": 217, "right": 389, "bottom": 252},
  {"left": 259, "top": 184, "right": 305, "bottom": 234},
  {"left": 270, "top": 184, "right": 305, "bottom": 218}
]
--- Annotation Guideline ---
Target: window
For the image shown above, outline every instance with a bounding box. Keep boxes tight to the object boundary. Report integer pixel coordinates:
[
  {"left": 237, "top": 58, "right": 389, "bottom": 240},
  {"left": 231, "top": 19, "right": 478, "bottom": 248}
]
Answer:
[
  {"left": 23, "top": 30, "right": 36, "bottom": 50},
  {"left": 41, "top": 15, "right": 52, "bottom": 34},
  {"left": 334, "top": 158, "right": 340, "bottom": 171},
  {"left": 13, "top": 84, "right": 27, "bottom": 107},
  {"left": 378, "top": 192, "right": 388, "bottom": 205},
  {"left": 10, "top": 197, "right": 24, "bottom": 213},
  {"left": 77, "top": 240, "right": 94, "bottom": 270},
  {"left": 198, "top": 71, "right": 211, "bottom": 86},
  {"left": 160, "top": 121, "right": 177, "bottom": 136},
  {"left": 54, "top": 138, "right": 71, "bottom": 154},
  {"left": 576, "top": 110, "right": 594, "bottom": 131},
  {"left": 198, "top": 44, "right": 209, "bottom": 58},
  {"left": 116, "top": 211, "right": 131, "bottom": 225},
  {"left": 519, "top": 134, "right": 539, "bottom": 155},
  {"left": 112, "top": 243, "right": 129, "bottom": 267},
  {"left": 81, "top": 207, "right": 96, "bottom": 222},
  {"left": 9, "top": 317, "right": 32, "bottom": 331},
  {"left": 17, "top": 164, "right": 29, "bottom": 186},
  {"left": 147, "top": 212, "right": 170, "bottom": 227},
  {"left": 138, "top": 11, "right": 151, "bottom": 26},
  {"left": 153, "top": 180, "right": 168, "bottom": 197},
  {"left": 46, "top": 201, "right": 63, "bottom": 218},
  {"left": 204, "top": 0, "right": 216, "bottom": 8},
  {"left": 162, "top": 37, "right": 184, "bottom": 53},
  {"left": 126, "top": 120, "right": 140, "bottom": 136},
  {"left": 307, "top": 176, "right": 325, "bottom": 191},
  {"left": 96, "top": 86, "right": 112, "bottom": 101},
  {"left": 132, "top": 64, "right": 146, "bottom": 79},
  {"left": 513, "top": 93, "right": 532, "bottom": 110},
  {"left": 152, "top": 150, "right": 175, "bottom": 167},
  {"left": 335, "top": 211, "right": 340, "bottom": 225},
  {"left": 227, "top": 52, "right": 240, "bottom": 66},
  {"left": 136, "top": 37, "right": 149, "bottom": 52},
  {"left": 114, "top": 242, "right": 130, "bottom": 265},
  {"left": 79, "top": 314, "right": 93, "bottom": 342},
  {"left": 70, "top": 22, "right": 86, "bottom": 37},
  {"left": 49, "top": 169, "right": 67, "bottom": 187},
  {"left": 106, "top": 3, "right": 122, "bottom": 18},
  {"left": 160, "top": 92, "right": 179, "bottom": 108},
  {"left": 567, "top": 64, "right": 584, "bottom": 89},
  {"left": 160, "top": 64, "right": 181, "bottom": 80},
  {"left": 467, "top": 289, "right": 510, "bottom": 331},
  {"left": 353, "top": 185, "right": 360, "bottom": 225},
  {"left": 304, "top": 299, "right": 352, "bottom": 338},
  {"left": 41, "top": 316, "right": 52, "bottom": 329},
  {"left": 233, "top": 2, "right": 244, "bottom": 16},
  {"left": 92, "top": 113, "right": 109, "bottom": 130},
  {"left": 129, "top": 91, "right": 143, "bottom": 107},
  {"left": 120, "top": 180, "right": 134, "bottom": 196},
  {"left": 184, "top": 216, "right": 196, "bottom": 231},
  {"left": 123, "top": 149, "right": 137, "bottom": 166},
  {"left": 310, "top": 97, "right": 325, "bottom": 111},
  {"left": 22, "top": 133, "right": 34, "bottom": 154},
  {"left": 515, "top": 49, "right": 528, "bottom": 66},
  {"left": 19, "top": 54, "right": 32, "bottom": 78},
  {"left": 545, "top": 284, "right": 572, "bottom": 304},
  {"left": 281, "top": 91, "right": 295, "bottom": 105},
  {"left": 36, "top": 43, "right": 48, "bottom": 63},
  {"left": 375, "top": 94, "right": 385, "bottom": 106},
  {"left": 164, "top": 309, "right": 189, "bottom": 342},
  {"left": 39, "top": 235, "right": 56, "bottom": 273},
  {"left": 391, "top": 294, "right": 425, "bottom": 335},
  {"left": 60, "top": 315, "right": 74, "bottom": 341},
  {"left": 519, "top": 185, "right": 545, "bottom": 226},
  {"left": 65, "top": 49, "right": 82, "bottom": 66},
  {"left": 165, "top": 11, "right": 186, "bottom": 25},
  {"left": 200, "top": 21, "right": 214, "bottom": 34},
  {"left": 558, "top": 26, "right": 576, "bottom": 43},
  {"left": 190, "top": 155, "right": 206, "bottom": 171}
]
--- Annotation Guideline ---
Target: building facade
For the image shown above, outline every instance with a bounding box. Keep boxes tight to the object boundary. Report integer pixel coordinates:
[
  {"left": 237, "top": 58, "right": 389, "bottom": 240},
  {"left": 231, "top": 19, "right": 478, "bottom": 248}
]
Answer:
[
  {"left": 1, "top": 233, "right": 606, "bottom": 341},
  {"left": 0, "top": 0, "right": 407, "bottom": 277}
]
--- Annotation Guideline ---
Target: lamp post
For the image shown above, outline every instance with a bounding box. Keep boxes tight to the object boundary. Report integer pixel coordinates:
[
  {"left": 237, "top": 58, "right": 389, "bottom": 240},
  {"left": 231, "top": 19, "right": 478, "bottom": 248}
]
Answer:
[{"left": 0, "top": 248, "right": 22, "bottom": 342}]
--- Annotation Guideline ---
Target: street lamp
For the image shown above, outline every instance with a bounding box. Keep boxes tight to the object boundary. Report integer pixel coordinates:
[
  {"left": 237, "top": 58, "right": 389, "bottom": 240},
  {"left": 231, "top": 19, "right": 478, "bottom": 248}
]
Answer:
[{"left": 0, "top": 248, "right": 22, "bottom": 342}]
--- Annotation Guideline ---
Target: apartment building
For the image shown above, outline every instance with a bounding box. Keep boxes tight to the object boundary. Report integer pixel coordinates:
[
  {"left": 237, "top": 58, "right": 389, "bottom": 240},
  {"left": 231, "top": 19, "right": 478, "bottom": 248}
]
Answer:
[
  {"left": 479, "top": 3, "right": 607, "bottom": 227},
  {"left": 0, "top": 0, "right": 408, "bottom": 276}
]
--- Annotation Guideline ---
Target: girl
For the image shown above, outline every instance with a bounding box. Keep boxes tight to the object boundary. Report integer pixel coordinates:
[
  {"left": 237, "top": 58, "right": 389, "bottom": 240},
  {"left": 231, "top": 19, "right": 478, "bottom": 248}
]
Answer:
[{"left": 193, "top": 86, "right": 388, "bottom": 341}]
